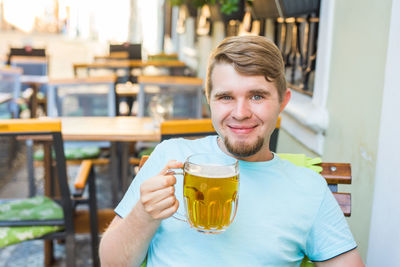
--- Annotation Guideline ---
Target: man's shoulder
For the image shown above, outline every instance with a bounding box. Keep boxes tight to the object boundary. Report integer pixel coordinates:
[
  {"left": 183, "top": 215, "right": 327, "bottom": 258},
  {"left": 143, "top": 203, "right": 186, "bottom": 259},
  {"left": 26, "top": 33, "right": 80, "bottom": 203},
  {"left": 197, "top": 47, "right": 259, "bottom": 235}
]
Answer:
[{"left": 275, "top": 157, "right": 328, "bottom": 191}]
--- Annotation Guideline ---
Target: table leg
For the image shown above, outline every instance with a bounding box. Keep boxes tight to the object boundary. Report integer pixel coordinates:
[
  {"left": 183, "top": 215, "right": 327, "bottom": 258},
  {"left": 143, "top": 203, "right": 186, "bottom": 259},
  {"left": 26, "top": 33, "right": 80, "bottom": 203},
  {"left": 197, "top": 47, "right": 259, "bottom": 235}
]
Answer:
[
  {"left": 43, "top": 141, "right": 55, "bottom": 266},
  {"left": 26, "top": 139, "right": 36, "bottom": 197},
  {"left": 110, "top": 142, "right": 120, "bottom": 206},
  {"left": 120, "top": 142, "right": 130, "bottom": 193}
]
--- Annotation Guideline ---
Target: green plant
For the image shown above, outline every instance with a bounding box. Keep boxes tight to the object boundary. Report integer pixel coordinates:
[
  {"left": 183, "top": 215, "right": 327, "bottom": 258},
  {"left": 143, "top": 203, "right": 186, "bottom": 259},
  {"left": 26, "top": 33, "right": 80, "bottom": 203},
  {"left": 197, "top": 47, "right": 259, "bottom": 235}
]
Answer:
[{"left": 170, "top": 0, "right": 241, "bottom": 15}]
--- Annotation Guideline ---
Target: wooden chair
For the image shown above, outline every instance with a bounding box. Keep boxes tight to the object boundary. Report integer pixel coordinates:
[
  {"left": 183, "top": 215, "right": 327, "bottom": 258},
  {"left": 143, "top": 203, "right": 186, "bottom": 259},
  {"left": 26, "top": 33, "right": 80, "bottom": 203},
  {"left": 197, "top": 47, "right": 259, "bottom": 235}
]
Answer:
[
  {"left": 6, "top": 47, "right": 46, "bottom": 65},
  {"left": 0, "top": 119, "right": 99, "bottom": 267},
  {"left": 46, "top": 76, "right": 117, "bottom": 117},
  {"left": 160, "top": 118, "right": 216, "bottom": 141},
  {"left": 9, "top": 55, "right": 49, "bottom": 118},
  {"left": 0, "top": 67, "right": 22, "bottom": 118},
  {"left": 44, "top": 76, "right": 120, "bottom": 232},
  {"left": 136, "top": 75, "right": 204, "bottom": 118},
  {"left": 30, "top": 76, "right": 118, "bottom": 194},
  {"left": 319, "top": 162, "right": 351, "bottom": 216},
  {"left": 9, "top": 56, "right": 48, "bottom": 76},
  {"left": 109, "top": 43, "right": 142, "bottom": 60}
]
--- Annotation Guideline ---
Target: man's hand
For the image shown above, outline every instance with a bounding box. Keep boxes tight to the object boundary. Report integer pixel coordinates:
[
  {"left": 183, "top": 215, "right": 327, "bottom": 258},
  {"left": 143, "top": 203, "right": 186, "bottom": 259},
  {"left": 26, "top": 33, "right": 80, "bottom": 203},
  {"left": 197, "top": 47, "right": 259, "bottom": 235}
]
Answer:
[
  {"left": 139, "top": 160, "right": 183, "bottom": 220},
  {"left": 99, "top": 160, "right": 184, "bottom": 267}
]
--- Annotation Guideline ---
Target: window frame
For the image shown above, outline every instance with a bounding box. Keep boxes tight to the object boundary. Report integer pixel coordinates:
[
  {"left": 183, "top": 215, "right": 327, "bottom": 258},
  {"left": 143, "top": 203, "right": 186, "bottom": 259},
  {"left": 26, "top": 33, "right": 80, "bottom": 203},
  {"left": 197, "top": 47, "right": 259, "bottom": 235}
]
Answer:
[{"left": 280, "top": 0, "right": 333, "bottom": 155}]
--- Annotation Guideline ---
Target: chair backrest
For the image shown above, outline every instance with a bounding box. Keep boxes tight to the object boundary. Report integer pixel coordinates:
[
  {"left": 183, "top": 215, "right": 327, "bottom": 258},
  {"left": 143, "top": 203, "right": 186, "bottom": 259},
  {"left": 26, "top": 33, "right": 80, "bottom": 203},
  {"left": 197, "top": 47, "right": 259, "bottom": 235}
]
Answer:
[
  {"left": 7, "top": 47, "right": 46, "bottom": 64},
  {"left": 0, "top": 119, "right": 73, "bottom": 212},
  {"left": 137, "top": 75, "right": 204, "bottom": 118},
  {"left": 160, "top": 117, "right": 281, "bottom": 152},
  {"left": 9, "top": 47, "right": 46, "bottom": 57},
  {"left": 318, "top": 162, "right": 352, "bottom": 217},
  {"left": 46, "top": 76, "right": 117, "bottom": 117},
  {"left": 160, "top": 118, "right": 216, "bottom": 141},
  {"left": 270, "top": 116, "right": 280, "bottom": 152},
  {"left": 109, "top": 43, "right": 142, "bottom": 60},
  {"left": 9, "top": 56, "right": 48, "bottom": 76},
  {"left": 0, "top": 67, "right": 22, "bottom": 118}
]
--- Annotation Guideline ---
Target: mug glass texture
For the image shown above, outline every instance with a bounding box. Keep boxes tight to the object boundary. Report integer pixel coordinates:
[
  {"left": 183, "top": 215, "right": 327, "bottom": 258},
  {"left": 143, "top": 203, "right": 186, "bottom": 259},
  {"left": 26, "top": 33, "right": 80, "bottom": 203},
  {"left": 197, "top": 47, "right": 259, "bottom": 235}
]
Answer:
[{"left": 181, "top": 153, "right": 239, "bottom": 234}]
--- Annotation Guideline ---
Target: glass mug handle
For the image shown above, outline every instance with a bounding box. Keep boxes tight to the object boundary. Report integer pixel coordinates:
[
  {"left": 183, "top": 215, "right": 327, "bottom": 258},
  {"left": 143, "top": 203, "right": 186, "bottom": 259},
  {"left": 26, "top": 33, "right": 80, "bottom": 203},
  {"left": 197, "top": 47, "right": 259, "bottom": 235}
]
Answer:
[{"left": 168, "top": 168, "right": 187, "bottom": 222}]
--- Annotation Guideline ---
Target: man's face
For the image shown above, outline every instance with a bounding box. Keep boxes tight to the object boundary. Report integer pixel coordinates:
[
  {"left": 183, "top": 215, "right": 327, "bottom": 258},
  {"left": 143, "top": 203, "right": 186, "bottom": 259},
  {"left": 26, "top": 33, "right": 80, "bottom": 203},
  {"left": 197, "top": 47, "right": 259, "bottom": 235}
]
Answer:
[{"left": 209, "top": 63, "right": 290, "bottom": 161}]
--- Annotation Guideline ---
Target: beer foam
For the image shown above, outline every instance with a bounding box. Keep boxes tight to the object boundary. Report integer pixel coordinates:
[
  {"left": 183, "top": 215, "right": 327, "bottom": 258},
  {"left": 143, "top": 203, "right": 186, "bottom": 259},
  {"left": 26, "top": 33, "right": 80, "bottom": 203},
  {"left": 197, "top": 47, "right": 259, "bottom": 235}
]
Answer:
[{"left": 185, "top": 165, "right": 238, "bottom": 178}]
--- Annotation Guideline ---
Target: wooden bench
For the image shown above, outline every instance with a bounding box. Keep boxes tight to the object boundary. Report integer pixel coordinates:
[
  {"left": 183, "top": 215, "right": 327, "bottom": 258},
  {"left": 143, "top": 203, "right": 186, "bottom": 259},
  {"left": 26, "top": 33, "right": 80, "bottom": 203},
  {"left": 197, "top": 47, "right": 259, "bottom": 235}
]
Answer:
[{"left": 319, "top": 162, "right": 352, "bottom": 216}]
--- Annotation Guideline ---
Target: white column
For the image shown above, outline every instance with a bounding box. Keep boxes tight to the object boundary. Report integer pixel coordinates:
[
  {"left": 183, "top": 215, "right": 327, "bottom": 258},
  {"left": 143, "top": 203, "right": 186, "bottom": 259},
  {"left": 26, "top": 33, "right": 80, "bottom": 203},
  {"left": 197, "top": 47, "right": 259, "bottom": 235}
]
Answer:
[
  {"left": 367, "top": 1, "right": 400, "bottom": 265},
  {"left": 128, "top": 0, "right": 142, "bottom": 43}
]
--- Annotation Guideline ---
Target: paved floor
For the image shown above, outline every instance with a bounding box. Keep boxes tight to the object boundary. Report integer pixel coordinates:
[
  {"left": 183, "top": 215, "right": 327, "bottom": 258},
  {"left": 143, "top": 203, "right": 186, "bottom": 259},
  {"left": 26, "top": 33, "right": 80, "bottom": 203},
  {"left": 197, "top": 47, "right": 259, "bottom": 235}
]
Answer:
[{"left": 0, "top": 142, "right": 120, "bottom": 266}]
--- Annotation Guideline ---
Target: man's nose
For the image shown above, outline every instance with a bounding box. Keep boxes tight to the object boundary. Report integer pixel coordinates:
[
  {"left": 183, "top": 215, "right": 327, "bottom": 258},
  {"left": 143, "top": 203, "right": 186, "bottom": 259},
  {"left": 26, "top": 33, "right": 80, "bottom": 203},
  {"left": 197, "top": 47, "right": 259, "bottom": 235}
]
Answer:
[{"left": 232, "top": 99, "right": 252, "bottom": 120}]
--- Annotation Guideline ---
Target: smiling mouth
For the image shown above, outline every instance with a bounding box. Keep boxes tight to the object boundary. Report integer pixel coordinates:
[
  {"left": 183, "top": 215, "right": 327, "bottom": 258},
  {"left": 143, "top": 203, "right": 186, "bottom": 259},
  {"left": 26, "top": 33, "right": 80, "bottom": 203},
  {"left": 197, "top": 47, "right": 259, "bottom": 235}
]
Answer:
[{"left": 228, "top": 125, "right": 257, "bottom": 134}]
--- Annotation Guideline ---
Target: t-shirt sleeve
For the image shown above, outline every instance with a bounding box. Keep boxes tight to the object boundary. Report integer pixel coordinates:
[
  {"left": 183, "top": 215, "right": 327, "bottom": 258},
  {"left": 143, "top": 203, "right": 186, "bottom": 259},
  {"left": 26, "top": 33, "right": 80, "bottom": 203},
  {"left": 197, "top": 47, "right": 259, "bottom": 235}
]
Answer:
[
  {"left": 114, "top": 142, "right": 166, "bottom": 218},
  {"left": 305, "top": 186, "right": 357, "bottom": 261}
]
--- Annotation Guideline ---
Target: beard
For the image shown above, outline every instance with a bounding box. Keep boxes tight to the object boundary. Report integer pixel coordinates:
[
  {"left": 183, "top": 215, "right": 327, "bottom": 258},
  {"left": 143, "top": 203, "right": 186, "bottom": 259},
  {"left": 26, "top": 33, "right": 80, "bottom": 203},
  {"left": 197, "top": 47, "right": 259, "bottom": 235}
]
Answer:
[{"left": 223, "top": 135, "right": 265, "bottom": 158}]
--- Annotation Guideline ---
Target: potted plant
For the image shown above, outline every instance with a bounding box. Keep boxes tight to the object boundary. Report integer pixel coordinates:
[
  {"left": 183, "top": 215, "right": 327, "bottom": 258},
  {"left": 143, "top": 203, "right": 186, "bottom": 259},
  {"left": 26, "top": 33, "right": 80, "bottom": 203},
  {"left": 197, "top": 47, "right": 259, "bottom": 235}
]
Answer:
[{"left": 170, "top": 0, "right": 242, "bottom": 15}]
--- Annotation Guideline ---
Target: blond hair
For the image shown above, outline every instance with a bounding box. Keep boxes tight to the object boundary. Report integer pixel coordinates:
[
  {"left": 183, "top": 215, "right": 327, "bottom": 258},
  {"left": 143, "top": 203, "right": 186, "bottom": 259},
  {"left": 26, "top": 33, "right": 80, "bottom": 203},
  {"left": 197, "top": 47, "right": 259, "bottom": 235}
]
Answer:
[{"left": 206, "top": 35, "right": 286, "bottom": 102}]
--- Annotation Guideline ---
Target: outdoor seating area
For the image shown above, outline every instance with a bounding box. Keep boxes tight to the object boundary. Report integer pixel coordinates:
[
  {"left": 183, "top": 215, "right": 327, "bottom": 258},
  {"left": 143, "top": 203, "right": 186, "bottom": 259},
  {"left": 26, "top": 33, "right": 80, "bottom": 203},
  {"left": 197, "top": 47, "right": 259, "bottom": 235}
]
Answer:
[{"left": 0, "top": 0, "right": 399, "bottom": 266}]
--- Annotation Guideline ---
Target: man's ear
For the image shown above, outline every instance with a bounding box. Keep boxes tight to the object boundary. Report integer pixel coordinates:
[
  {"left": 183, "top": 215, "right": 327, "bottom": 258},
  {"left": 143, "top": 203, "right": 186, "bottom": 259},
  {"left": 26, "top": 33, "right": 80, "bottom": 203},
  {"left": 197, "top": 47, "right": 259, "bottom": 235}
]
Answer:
[{"left": 279, "top": 88, "right": 291, "bottom": 113}]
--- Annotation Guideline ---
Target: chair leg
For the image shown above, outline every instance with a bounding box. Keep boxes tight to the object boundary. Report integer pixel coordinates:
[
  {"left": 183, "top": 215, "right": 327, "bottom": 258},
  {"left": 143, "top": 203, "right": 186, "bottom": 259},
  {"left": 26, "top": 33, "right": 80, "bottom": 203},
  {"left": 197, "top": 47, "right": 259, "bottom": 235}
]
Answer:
[
  {"left": 65, "top": 235, "right": 76, "bottom": 267},
  {"left": 44, "top": 240, "right": 55, "bottom": 267},
  {"left": 88, "top": 167, "right": 100, "bottom": 267}
]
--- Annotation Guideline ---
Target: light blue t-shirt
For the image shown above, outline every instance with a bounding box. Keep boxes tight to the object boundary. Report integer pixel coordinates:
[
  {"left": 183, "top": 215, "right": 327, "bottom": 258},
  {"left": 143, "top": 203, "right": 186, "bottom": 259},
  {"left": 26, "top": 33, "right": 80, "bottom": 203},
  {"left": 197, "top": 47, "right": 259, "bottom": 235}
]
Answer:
[{"left": 115, "top": 136, "right": 356, "bottom": 267}]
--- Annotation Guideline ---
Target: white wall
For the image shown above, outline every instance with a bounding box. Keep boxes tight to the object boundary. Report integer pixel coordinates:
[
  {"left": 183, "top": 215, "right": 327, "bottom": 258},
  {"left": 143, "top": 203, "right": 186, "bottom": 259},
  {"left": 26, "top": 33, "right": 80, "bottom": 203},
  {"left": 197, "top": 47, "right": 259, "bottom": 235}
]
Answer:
[
  {"left": 278, "top": 0, "right": 394, "bottom": 260},
  {"left": 0, "top": 31, "right": 107, "bottom": 78},
  {"left": 367, "top": 0, "right": 400, "bottom": 265}
]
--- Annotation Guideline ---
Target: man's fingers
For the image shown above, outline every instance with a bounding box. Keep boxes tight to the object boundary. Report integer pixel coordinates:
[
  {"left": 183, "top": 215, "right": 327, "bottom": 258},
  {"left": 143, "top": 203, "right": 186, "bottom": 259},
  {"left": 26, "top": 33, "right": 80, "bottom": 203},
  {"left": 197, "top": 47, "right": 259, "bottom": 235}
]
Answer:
[
  {"left": 158, "top": 160, "right": 184, "bottom": 176},
  {"left": 141, "top": 185, "right": 175, "bottom": 205},
  {"left": 155, "top": 199, "right": 179, "bottom": 219},
  {"left": 140, "top": 174, "right": 177, "bottom": 193},
  {"left": 143, "top": 196, "right": 178, "bottom": 219}
]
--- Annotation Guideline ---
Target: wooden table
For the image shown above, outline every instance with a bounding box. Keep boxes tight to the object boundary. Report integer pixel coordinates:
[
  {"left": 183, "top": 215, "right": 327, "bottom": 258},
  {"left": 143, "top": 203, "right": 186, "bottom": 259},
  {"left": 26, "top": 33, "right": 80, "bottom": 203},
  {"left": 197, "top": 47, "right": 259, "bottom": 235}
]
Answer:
[
  {"left": 61, "top": 116, "right": 159, "bottom": 142},
  {"left": 73, "top": 59, "right": 187, "bottom": 77},
  {"left": 60, "top": 116, "right": 160, "bottom": 205}
]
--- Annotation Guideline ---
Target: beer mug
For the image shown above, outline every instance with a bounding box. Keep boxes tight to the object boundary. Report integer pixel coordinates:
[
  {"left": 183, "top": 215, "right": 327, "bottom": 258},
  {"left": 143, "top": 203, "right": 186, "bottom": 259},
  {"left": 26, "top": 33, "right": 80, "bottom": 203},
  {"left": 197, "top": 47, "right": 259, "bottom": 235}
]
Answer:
[{"left": 173, "top": 153, "right": 239, "bottom": 234}]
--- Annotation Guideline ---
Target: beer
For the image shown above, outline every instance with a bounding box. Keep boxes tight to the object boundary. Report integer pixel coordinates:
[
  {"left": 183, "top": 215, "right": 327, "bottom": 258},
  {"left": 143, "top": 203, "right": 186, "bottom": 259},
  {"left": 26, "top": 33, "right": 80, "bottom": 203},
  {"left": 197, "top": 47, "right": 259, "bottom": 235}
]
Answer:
[
  {"left": 173, "top": 153, "right": 240, "bottom": 234},
  {"left": 183, "top": 169, "right": 239, "bottom": 233}
]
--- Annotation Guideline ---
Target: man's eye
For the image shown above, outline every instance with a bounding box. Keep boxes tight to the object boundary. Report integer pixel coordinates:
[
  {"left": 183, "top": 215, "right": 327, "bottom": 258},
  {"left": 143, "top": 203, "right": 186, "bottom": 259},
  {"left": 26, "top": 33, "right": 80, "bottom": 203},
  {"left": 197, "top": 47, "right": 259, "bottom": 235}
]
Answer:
[
  {"left": 220, "top": 96, "right": 232, "bottom": 100},
  {"left": 251, "top": 95, "right": 264, "bottom": 100}
]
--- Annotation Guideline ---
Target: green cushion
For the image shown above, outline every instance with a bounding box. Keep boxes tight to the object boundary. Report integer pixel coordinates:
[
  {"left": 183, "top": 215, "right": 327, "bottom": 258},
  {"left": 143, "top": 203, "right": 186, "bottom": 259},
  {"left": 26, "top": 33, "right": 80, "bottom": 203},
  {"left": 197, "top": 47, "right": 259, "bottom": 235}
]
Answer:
[
  {"left": 301, "top": 256, "right": 315, "bottom": 267},
  {"left": 138, "top": 147, "right": 155, "bottom": 158},
  {"left": 0, "top": 196, "right": 64, "bottom": 248},
  {"left": 34, "top": 146, "right": 101, "bottom": 160},
  {"left": 277, "top": 153, "right": 323, "bottom": 173}
]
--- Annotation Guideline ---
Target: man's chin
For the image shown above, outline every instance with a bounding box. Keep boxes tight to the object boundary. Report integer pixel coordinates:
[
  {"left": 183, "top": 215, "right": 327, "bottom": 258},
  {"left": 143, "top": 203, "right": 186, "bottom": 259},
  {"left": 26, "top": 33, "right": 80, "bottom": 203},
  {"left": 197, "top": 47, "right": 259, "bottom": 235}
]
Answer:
[{"left": 224, "top": 137, "right": 265, "bottom": 158}]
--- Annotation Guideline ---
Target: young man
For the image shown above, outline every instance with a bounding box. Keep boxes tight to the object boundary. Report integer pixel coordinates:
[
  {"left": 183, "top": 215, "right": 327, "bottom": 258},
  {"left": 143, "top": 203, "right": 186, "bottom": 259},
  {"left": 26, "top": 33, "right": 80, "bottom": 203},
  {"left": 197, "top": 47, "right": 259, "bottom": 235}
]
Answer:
[{"left": 99, "top": 36, "right": 364, "bottom": 267}]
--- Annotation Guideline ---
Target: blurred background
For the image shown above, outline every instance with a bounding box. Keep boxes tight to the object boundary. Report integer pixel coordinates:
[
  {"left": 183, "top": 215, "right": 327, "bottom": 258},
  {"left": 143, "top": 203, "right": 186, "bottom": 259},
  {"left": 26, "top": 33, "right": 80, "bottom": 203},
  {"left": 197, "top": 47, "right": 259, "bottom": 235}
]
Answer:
[{"left": 0, "top": 0, "right": 399, "bottom": 266}]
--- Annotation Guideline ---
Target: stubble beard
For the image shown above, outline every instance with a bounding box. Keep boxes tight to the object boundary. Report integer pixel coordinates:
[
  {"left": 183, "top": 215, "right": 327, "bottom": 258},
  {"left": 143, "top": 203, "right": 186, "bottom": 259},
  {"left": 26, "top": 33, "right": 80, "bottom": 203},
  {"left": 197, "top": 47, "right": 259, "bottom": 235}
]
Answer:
[{"left": 223, "top": 135, "right": 265, "bottom": 158}]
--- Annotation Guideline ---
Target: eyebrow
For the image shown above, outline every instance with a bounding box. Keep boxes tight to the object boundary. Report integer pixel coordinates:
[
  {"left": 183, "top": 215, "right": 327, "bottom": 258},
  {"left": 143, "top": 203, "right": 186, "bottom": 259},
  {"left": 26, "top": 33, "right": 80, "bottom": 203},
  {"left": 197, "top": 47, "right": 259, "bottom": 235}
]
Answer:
[
  {"left": 248, "top": 89, "right": 271, "bottom": 97},
  {"left": 212, "top": 88, "right": 272, "bottom": 99},
  {"left": 212, "top": 91, "right": 232, "bottom": 98}
]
